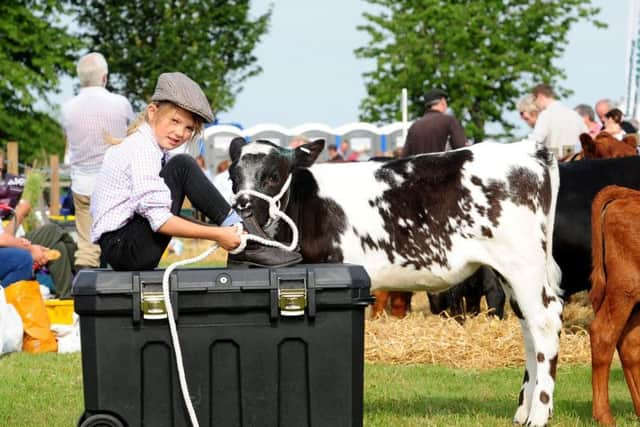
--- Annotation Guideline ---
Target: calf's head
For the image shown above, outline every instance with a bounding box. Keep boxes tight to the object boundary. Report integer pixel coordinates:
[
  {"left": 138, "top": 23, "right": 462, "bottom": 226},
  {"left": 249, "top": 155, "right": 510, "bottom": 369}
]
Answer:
[
  {"left": 228, "top": 138, "right": 325, "bottom": 227},
  {"left": 579, "top": 131, "right": 637, "bottom": 159}
]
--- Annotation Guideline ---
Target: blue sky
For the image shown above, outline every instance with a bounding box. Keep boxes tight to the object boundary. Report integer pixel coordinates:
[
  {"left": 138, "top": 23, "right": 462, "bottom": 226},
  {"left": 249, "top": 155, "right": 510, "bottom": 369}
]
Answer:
[
  {"left": 221, "top": 0, "right": 629, "bottom": 134},
  {"left": 51, "top": 0, "right": 629, "bottom": 136}
]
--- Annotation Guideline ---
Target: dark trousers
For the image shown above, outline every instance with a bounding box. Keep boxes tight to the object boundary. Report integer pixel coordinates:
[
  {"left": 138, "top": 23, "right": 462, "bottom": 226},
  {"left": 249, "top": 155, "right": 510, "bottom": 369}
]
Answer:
[
  {"left": 99, "top": 154, "right": 232, "bottom": 271},
  {"left": 26, "top": 223, "right": 77, "bottom": 297}
]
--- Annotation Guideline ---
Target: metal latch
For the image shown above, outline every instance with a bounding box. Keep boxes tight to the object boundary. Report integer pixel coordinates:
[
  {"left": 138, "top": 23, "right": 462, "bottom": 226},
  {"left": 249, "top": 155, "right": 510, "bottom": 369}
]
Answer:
[
  {"left": 278, "top": 287, "right": 307, "bottom": 316},
  {"left": 141, "top": 291, "right": 167, "bottom": 319}
]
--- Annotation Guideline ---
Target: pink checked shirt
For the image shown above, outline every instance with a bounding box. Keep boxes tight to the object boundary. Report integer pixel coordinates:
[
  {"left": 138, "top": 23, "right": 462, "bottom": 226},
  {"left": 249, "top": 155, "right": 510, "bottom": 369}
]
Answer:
[
  {"left": 61, "top": 87, "right": 135, "bottom": 196},
  {"left": 90, "top": 123, "right": 173, "bottom": 242}
]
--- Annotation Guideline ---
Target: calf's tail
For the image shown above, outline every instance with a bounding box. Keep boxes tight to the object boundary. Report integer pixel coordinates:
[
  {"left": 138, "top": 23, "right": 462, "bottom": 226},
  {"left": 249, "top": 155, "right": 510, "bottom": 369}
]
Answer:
[
  {"left": 589, "top": 185, "right": 639, "bottom": 311},
  {"left": 542, "top": 149, "right": 562, "bottom": 296}
]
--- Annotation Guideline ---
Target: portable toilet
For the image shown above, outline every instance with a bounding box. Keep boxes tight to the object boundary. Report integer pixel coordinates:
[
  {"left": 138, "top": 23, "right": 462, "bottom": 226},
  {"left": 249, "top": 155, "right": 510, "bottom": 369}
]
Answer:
[
  {"left": 334, "top": 122, "right": 381, "bottom": 160},
  {"left": 245, "top": 124, "right": 289, "bottom": 147},
  {"left": 289, "top": 123, "right": 335, "bottom": 161},
  {"left": 380, "top": 122, "right": 410, "bottom": 157},
  {"left": 202, "top": 125, "right": 245, "bottom": 174}
]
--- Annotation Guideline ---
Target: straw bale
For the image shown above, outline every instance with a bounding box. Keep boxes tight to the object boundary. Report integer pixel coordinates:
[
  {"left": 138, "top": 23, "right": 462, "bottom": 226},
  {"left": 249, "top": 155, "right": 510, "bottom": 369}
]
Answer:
[{"left": 365, "top": 291, "right": 595, "bottom": 368}]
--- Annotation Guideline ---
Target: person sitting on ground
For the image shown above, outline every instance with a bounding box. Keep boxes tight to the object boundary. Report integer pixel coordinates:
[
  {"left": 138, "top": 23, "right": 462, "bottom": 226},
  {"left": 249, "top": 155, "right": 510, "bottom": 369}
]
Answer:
[
  {"left": 0, "top": 200, "right": 54, "bottom": 288},
  {"left": 6, "top": 199, "right": 77, "bottom": 296},
  {"left": 90, "top": 72, "right": 301, "bottom": 271}
]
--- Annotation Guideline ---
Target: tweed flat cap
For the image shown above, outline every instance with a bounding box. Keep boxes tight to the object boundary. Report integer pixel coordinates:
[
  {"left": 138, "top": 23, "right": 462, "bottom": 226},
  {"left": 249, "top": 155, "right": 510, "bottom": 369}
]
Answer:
[
  {"left": 151, "top": 72, "right": 214, "bottom": 123},
  {"left": 423, "top": 88, "right": 448, "bottom": 104}
]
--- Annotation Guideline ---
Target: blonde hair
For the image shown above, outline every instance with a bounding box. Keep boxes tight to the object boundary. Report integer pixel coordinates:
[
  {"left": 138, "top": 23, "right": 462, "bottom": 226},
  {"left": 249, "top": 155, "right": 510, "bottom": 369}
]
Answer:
[
  {"left": 517, "top": 94, "right": 539, "bottom": 114},
  {"left": 105, "top": 101, "right": 204, "bottom": 145}
]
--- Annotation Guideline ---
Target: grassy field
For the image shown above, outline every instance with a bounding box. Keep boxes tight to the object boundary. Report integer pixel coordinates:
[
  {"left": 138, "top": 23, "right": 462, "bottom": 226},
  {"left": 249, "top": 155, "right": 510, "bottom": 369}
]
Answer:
[
  {"left": 0, "top": 241, "right": 635, "bottom": 425},
  {"left": 0, "top": 353, "right": 638, "bottom": 426}
]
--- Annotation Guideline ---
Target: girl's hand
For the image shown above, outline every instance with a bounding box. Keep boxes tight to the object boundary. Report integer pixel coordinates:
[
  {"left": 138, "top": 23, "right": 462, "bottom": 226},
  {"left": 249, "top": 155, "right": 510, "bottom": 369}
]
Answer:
[{"left": 215, "top": 226, "right": 242, "bottom": 251}]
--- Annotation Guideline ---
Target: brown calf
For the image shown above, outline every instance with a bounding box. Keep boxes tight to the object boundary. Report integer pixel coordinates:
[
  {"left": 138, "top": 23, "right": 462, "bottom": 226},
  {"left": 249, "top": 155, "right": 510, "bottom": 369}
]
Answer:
[
  {"left": 590, "top": 185, "right": 640, "bottom": 426},
  {"left": 580, "top": 132, "right": 637, "bottom": 160}
]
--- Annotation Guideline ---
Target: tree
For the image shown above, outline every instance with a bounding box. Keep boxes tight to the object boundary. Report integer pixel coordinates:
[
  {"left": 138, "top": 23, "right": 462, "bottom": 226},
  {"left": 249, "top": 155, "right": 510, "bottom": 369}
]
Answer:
[
  {"left": 66, "top": 0, "right": 271, "bottom": 115},
  {"left": 0, "top": 0, "right": 82, "bottom": 165},
  {"left": 356, "top": 0, "right": 605, "bottom": 142}
]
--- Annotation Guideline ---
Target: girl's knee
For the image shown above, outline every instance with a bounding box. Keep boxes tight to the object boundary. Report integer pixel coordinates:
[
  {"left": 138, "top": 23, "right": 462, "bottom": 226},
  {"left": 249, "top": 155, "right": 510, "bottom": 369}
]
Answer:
[{"left": 169, "top": 153, "right": 197, "bottom": 168}]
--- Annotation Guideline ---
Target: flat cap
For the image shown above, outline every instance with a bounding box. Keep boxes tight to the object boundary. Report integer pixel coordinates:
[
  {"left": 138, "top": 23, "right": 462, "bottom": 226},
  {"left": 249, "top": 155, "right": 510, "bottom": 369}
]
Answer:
[
  {"left": 151, "top": 72, "right": 214, "bottom": 123},
  {"left": 423, "top": 88, "right": 448, "bottom": 104}
]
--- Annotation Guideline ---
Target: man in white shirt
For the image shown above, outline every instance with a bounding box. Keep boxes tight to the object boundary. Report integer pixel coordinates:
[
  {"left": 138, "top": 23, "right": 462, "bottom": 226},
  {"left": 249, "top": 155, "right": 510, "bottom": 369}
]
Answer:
[
  {"left": 528, "top": 84, "right": 587, "bottom": 158},
  {"left": 61, "top": 52, "right": 135, "bottom": 269}
]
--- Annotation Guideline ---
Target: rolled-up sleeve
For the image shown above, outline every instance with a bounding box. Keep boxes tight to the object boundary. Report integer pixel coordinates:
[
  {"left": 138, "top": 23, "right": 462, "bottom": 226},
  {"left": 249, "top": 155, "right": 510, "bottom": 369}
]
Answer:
[{"left": 130, "top": 149, "right": 173, "bottom": 231}]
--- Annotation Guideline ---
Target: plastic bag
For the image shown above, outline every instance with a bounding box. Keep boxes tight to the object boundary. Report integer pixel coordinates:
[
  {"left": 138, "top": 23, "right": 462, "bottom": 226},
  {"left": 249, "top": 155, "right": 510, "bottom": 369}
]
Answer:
[
  {"left": 4, "top": 280, "right": 58, "bottom": 353},
  {"left": 0, "top": 286, "right": 23, "bottom": 354}
]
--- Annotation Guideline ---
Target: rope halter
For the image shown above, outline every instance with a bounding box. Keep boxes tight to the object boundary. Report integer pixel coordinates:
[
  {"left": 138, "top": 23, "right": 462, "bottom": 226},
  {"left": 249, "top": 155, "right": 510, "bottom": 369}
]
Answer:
[{"left": 229, "top": 173, "right": 298, "bottom": 254}]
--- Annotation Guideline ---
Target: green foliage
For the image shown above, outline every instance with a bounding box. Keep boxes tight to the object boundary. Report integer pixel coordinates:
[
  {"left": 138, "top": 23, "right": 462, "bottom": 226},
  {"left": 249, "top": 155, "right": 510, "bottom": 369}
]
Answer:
[
  {"left": 0, "top": 1, "right": 82, "bottom": 164},
  {"left": 66, "top": 0, "right": 272, "bottom": 115},
  {"left": 356, "top": 0, "right": 605, "bottom": 142}
]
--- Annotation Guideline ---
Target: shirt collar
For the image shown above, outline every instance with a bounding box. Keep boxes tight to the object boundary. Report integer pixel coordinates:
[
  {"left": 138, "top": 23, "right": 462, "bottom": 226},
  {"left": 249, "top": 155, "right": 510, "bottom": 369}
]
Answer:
[
  {"left": 79, "top": 86, "right": 109, "bottom": 94},
  {"left": 138, "top": 122, "right": 169, "bottom": 157}
]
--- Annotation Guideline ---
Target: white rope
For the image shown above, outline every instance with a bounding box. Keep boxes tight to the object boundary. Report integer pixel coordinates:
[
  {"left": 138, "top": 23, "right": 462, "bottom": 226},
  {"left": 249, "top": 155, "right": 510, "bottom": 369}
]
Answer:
[
  {"left": 162, "top": 175, "right": 299, "bottom": 426},
  {"left": 230, "top": 173, "right": 298, "bottom": 253},
  {"left": 162, "top": 241, "right": 221, "bottom": 427}
]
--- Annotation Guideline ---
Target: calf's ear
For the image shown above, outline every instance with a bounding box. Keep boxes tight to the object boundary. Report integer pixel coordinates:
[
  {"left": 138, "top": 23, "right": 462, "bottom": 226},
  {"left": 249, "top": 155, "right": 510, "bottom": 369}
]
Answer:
[
  {"left": 294, "top": 139, "right": 325, "bottom": 167},
  {"left": 229, "top": 137, "right": 246, "bottom": 163},
  {"left": 579, "top": 133, "right": 595, "bottom": 157}
]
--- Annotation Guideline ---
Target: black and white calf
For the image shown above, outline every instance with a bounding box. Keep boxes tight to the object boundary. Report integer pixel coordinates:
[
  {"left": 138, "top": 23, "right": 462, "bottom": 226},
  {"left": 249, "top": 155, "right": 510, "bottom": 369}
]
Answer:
[{"left": 229, "top": 138, "right": 563, "bottom": 426}]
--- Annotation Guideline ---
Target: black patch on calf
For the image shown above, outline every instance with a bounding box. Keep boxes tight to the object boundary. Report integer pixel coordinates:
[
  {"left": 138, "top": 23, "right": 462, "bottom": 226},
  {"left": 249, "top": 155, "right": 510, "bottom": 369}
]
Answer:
[
  {"left": 510, "top": 298, "right": 524, "bottom": 319},
  {"left": 370, "top": 150, "right": 475, "bottom": 268},
  {"left": 507, "top": 167, "right": 542, "bottom": 212},
  {"left": 470, "top": 175, "right": 507, "bottom": 227},
  {"left": 549, "top": 354, "right": 558, "bottom": 380},
  {"left": 542, "top": 287, "right": 556, "bottom": 308},
  {"left": 540, "top": 391, "right": 550, "bottom": 404},
  {"left": 277, "top": 168, "right": 347, "bottom": 263},
  {"left": 537, "top": 352, "right": 545, "bottom": 363}
]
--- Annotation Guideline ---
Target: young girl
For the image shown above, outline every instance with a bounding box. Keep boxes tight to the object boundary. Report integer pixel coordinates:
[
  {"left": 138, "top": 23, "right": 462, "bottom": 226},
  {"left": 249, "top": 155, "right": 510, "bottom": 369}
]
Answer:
[{"left": 90, "top": 72, "right": 301, "bottom": 270}]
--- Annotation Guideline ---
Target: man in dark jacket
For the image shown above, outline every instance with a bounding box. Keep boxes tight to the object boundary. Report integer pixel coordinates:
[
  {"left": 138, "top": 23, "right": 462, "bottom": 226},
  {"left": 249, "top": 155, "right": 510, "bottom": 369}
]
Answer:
[{"left": 402, "top": 88, "right": 467, "bottom": 156}]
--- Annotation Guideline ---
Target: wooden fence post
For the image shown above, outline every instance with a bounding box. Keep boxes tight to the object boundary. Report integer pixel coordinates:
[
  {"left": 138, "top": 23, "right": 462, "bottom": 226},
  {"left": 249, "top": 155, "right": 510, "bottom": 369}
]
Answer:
[
  {"left": 50, "top": 155, "right": 60, "bottom": 216},
  {"left": 7, "top": 142, "right": 18, "bottom": 175}
]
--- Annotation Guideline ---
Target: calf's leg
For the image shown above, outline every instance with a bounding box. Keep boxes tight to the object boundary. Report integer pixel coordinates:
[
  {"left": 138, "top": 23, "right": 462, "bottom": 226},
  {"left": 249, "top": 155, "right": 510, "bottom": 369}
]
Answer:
[
  {"left": 371, "top": 290, "right": 389, "bottom": 318},
  {"left": 504, "top": 267, "right": 562, "bottom": 427},
  {"left": 590, "top": 293, "right": 635, "bottom": 426},
  {"left": 617, "top": 307, "right": 640, "bottom": 418}
]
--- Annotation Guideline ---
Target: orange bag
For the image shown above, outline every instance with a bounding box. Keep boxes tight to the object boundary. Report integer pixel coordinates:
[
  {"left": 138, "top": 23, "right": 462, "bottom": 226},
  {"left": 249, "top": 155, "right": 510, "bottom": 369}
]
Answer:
[{"left": 4, "top": 280, "right": 58, "bottom": 353}]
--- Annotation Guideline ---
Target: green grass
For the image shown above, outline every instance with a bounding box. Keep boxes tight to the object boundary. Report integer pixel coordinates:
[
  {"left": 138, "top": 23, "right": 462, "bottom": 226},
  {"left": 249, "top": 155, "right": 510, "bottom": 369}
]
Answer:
[{"left": 1, "top": 354, "right": 638, "bottom": 426}]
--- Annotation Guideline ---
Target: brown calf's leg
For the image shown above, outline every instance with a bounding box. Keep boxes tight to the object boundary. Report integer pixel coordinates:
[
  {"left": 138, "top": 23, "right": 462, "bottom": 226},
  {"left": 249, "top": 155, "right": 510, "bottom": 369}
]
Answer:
[
  {"left": 371, "top": 290, "right": 390, "bottom": 318},
  {"left": 617, "top": 307, "right": 640, "bottom": 417},
  {"left": 590, "top": 295, "right": 636, "bottom": 426},
  {"left": 389, "top": 291, "right": 412, "bottom": 318}
]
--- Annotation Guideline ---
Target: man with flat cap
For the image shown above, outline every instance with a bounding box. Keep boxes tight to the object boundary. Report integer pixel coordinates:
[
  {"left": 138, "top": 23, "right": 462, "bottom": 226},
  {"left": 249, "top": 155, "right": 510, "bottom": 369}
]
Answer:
[{"left": 402, "top": 88, "right": 467, "bottom": 156}]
